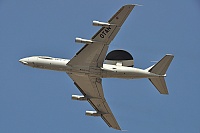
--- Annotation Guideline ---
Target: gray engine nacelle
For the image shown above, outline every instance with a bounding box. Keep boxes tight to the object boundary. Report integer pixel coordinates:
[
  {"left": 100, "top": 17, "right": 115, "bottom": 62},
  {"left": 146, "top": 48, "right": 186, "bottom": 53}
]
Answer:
[
  {"left": 105, "top": 50, "right": 134, "bottom": 67},
  {"left": 92, "top": 20, "right": 112, "bottom": 27},
  {"left": 71, "top": 95, "right": 87, "bottom": 101},
  {"left": 75, "top": 37, "right": 94, "bottom": 44},
  {"left": 85, "top": 111, "right": 101, "bottom": 117}
]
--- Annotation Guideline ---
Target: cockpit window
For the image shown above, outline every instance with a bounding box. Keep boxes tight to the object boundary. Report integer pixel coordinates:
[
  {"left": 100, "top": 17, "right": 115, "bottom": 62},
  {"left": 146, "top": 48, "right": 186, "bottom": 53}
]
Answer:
[{"left": 39, "top": 56, "right": 53, "bottom": 59}]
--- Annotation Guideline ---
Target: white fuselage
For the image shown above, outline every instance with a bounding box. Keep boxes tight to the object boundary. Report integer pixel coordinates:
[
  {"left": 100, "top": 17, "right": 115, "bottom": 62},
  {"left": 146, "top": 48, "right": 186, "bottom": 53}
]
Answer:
[{"left": 19, "top": 56, "right": 160, "bottom": 79}]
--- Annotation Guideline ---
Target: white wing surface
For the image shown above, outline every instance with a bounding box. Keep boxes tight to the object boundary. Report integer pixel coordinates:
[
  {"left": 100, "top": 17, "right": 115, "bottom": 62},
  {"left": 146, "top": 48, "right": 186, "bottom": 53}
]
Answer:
[
  {"left": 68, "top": 4, "right": 136, "bottom": 68},
  {"left": 67, "top": 5, "right": 136, "bottom": 130},
  {"left": 68, "top": 73, "right": 121, "bottom": 130}
]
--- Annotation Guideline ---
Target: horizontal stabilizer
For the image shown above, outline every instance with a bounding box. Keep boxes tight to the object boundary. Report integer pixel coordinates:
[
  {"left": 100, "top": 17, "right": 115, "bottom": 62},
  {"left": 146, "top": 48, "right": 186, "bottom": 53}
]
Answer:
[
  {"left": 148, "top": 54, "right": 174, "bottom": 94},
  {"left": 149, "top": 54, "right": 174, "bottom": 75},
  {"left": 149, "top": 77, "right": 168, "bottom": 94}
]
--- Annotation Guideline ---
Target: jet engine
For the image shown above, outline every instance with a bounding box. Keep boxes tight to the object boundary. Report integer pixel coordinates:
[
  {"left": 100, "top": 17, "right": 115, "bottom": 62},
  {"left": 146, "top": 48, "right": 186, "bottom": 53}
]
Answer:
[
  {"left": 71, "top": 95, "right": 87, "bottom": 101},
  {"left": 85, "top": 111, "right": 101, "bottom": 117},
  {"left": 105, "top": 50, "right": 134, "bottom": 67},
  {"left": 75, "top": 37, "right": 94, "bottom": 44}
]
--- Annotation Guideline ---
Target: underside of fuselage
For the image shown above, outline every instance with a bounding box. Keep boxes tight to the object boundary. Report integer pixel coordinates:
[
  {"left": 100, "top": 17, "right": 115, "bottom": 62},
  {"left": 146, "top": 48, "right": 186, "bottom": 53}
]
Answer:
[{"left": 19, "top": 56, "right": 159, "bottom": 79}]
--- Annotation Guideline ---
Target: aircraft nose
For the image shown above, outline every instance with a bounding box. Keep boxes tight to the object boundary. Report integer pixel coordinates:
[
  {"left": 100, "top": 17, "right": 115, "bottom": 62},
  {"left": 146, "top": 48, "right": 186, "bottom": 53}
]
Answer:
[{"left": 19, "top": 58, "right": 28, "bottom": 65}]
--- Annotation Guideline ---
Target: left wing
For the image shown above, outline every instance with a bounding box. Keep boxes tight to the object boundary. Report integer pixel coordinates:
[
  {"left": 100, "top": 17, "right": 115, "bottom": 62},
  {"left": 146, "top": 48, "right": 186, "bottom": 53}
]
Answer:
[
  {"left": 67, "top": 4, "right": 136, "bottom": 68},
  {"left": 68, "top": 73, "right": 121, "bottom": 130}
]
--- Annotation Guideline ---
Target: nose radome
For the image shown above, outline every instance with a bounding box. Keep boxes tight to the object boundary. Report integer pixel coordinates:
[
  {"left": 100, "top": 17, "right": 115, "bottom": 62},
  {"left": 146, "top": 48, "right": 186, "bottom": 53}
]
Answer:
[{"left": 19, "top": 58, "right": 28, "bottom": 65}]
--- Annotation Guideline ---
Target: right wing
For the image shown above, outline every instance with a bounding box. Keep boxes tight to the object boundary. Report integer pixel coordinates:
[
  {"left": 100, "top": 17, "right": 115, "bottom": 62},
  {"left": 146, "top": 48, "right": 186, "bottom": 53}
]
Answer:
[
  {"left": 67, "top": 5, "right": 136, "bottom": 68},
  {"left": 68, "top": 73, "right": 121, "bottom": 130}
]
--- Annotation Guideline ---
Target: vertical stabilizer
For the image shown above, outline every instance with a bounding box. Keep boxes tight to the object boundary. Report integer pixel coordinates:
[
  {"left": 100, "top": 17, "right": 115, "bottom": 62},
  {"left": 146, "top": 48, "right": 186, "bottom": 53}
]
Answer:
[{"left": 148, "top": 54, "right": 174, "bottom": 94}]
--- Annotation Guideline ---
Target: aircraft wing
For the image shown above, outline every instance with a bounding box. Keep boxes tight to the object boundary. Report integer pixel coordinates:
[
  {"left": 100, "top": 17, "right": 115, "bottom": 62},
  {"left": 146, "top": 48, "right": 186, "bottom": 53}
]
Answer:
[
  {"left": 67, "top": 73, "right": 121, "bottom": 130},
  {"left": 67, "top": 4, "right": 136, "bottom": 68},
  {"left": 66, "top": 4, "right": 136, "bottom": 130}
]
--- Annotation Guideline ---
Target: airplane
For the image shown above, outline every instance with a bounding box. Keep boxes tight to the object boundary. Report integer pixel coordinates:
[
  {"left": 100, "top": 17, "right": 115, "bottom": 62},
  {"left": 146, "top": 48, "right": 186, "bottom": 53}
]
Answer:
[{"left": 19, "top": 4, "right": 174, "bottom": 130}]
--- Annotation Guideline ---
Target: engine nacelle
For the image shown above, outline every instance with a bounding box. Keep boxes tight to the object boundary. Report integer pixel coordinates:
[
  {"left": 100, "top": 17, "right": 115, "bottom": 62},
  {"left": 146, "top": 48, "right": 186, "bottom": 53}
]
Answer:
[
  {"left": 93, "top": 21, "right": 112, "bottom": 27},
  {"left": 85, "top": 111, "right": 101, "bottom": 117},
  {"left": 75, "top": 37, "right": 94, "bottom": 44},
  {"left": 71, "top": 95, "right": 87, "bottom": 101}
]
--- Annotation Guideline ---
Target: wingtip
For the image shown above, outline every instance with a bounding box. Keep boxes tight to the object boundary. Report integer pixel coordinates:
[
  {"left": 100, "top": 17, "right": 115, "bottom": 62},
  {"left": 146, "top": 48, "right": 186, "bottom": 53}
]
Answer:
[
  {"left": 113, "top": 126, "right": 121, "bottom": 131},
  {"left": 133, "top": 4, "right": 143, "bottom": 6},
  {"left": 121, "top": 129, "right": 128, "bottom": 132},
  {"left": 123, "top": 4, "right": 143, "bottom": 7},
  {"left": 166, "top": 54, "right": 174, "bottom": 57}
]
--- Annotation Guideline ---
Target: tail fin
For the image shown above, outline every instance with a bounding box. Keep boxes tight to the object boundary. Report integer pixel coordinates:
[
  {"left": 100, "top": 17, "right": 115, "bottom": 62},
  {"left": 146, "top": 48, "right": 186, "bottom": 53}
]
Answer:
[{"left": 148, "top": 54, "right": 174, "bottom": 94}]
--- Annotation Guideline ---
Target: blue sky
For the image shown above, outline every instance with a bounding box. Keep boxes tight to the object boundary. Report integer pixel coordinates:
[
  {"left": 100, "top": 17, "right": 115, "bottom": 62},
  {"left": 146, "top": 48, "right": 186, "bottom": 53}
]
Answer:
[{"left": 0, "top": 0, "right": 200, "bottom": 133}]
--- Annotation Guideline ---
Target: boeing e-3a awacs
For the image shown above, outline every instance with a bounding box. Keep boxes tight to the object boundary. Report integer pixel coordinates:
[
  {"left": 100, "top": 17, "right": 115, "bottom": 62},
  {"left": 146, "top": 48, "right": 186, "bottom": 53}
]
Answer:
[{"left": 19, "top": 4, "right": 174, "bottom": 130}]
